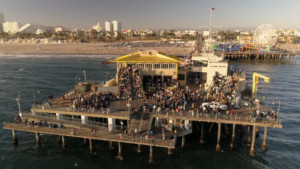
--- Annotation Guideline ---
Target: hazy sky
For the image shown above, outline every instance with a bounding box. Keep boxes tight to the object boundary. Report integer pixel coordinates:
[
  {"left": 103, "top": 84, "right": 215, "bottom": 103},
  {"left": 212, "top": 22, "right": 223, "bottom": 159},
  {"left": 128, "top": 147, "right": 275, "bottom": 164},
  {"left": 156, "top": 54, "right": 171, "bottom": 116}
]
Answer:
[{"left": 0, "top": 0, "right": 299, "bottom": 30}]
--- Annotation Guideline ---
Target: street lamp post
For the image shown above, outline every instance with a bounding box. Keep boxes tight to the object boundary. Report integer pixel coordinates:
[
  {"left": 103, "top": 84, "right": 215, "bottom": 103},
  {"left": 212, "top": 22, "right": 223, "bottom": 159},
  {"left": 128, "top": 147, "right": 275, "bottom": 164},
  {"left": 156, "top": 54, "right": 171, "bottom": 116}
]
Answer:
[
  {"left": 83, "top": 69, "right": 87, "bottom": 83},
  {"left": 272, "top": 98, "right": 281, "bottom": 122},
  {"left": 105, "top": 72, "right": 109, "bottom": 82},
  {"left": 75, "top": 75, "right": 81, "bottom": 84},
  {"left": 16, "top": 96, "right": 22, "bottom": 117},
  {"left": 32, "top": 89, "right": 40, "bottom": 109}
]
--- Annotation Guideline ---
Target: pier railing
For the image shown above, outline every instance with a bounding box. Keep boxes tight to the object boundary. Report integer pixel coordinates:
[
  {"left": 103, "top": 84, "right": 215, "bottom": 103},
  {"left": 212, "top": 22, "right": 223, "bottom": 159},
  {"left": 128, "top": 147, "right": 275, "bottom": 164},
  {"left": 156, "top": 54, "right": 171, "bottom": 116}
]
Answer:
[
  {"left": 153, "top": 109, "right": 281, "bottom": 127},
  {"left": 33, "top": 105, "right": 129, "bottom": 119},
  {"left": 23, "top": 113, "right": 109, "bottom": 130}
]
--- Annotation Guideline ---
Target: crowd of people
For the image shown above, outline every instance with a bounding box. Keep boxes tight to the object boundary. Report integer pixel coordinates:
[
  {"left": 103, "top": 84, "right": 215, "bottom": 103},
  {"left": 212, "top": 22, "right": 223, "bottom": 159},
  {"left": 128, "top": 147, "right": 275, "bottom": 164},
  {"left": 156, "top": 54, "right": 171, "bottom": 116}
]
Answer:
[
  {"left": 118, "top": 66, "right": 132, "bottom": 99},
  {"left": 206, "top": 72, "right": 238, "bottom": 104},
  {"left": 69, "top": 92, "right": 116, "bottom": 112},
  {"left": 251, "top": 108, "right": 278, "bottom": 120},
  {"left": 132, "top": 67, "right": 144, "bottom": 99}
]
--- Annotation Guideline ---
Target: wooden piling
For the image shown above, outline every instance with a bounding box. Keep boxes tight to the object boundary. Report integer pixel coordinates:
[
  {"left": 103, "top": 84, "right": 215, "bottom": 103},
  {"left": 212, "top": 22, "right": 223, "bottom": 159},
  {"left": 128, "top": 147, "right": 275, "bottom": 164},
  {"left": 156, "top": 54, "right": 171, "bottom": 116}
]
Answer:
[
  {"left": 109, "top": 141, "right": 113, "bottom": 150},
  {"left": 216, "top": 123, "right": 221, "bottom": 151},
  {"left": 181, "top": 136, "right": 185, "bottom": 148},
  {"left": 250, "top": 125, "right": 256, "bottom": 157},
  {"left": 208, "top": 123, "right": 214, "bottom": 134},
  {"left": 149, "top": 146, "right": 153, "bottom": 163},
  {"left": 117, "top": 142, "right": 123, "bottom": 160},
  {"left": 35, "top": 132, "right": 41, "bottom": 146},
  {"left": 89, "top": 139, "right": 93, "bottom": 154},
  {"left": 262, "top": 127, "right": 268, "bottom": 152},
  {"left": 62, "top": 135, "right": 66, "bottom": 149},
  {"left": 137, "top": 144, "right": 141, "bottom": 153},
  {"left": 57, "top": 135, "right": 62, "bottom": 142},
  {"left": 230, "top": 124, "right": 236, "bottom": 148},
  {"left": 247, "top": 126, "right": 251, "bottom": 146},
  {"left": 168, "top": 148, "right": 172, "bottom": 155},
  {"left": 255, "top": 126, "right": 259, "bottom": 137},
  {"left": 83, "top": 138, "right": 87, "bottom": 145},
  {"left": 225, "top": 124, "right": 229, "bottom": 135},
  {"left": 200, "top": 123, "right": 205, "bottom": 144},
  {"left": 12, "top": 129, "right": 18, "bottom": 145}
]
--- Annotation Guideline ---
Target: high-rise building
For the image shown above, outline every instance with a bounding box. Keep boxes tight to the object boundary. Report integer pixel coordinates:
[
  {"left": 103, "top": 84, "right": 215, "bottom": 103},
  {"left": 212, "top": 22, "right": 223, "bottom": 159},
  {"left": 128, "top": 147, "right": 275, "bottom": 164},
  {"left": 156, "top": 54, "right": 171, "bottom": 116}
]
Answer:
[
  {"left": 105, "top": 21, "right": 112, "bottom": 33},
  {"left": 111, "top": 20, "right": 122, "bottom": 33},
  {"left": 0, "top": 12, "right": 5, "bottom": 32},
  {"left": 2, "top": 21, "right": 19, "bottom": 34}
]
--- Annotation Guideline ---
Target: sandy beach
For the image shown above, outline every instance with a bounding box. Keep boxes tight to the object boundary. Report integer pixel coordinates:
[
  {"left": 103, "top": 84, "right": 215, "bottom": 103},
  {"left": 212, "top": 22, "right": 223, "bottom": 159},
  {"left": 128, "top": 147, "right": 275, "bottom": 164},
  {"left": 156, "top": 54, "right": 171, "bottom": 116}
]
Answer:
[
  {"left": 0, "top": 43, "right": 191, "bottom": 56},
  {"left": 0, "top": 43, "right": 299, "bottom": 56}
]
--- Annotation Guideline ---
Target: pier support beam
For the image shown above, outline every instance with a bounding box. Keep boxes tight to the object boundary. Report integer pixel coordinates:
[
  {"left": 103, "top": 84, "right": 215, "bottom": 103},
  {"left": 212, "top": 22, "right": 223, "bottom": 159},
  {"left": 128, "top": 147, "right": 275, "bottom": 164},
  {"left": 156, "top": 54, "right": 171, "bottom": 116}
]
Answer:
[
  {"left": 181, "top": 136, "right": 185, "bottom": 148},
  {"left": 35, "top": 132, "right": 41, "bottom": 146},
  {"left": 250, "top": 125, "right": 256, "bottom": 157},
  {"left": 255, "top": 126, "right": 259, "bottom": 137},
  {"left": 12, "top": 130, "right": 18, "bottom": 145},
  {"left": 225, "top": 124, "right": 229, "bottom": 135},
  {"left": 117, "top": 142, "right": 123, "bottom": 160},
  {"left": 262, "top": 127, "right": 268, "bottom": 152},
  {"left": 247, "top": 126, "right": 251, "bottom": 146},
  {"left": 83, "top": 138, "right": 87, "bottom": 145},
  {"left": 57, "top": 135, "right": 62, "bottom": 142},
  {"left": 137, "top": 144, "right": 141, "bottom": 153},
  {"left": 149, "top": 146, "right": 153, "bottom": 163},
  {"left": 89, "top": 139, "right": 93, "bottom": 154},
  {"left": 109, "top": 141, "right": 113, "bottom": 150},
  {"left": 208, "top": 123, "right": 214, "bottom": 134},
  {"left": 200, "top": 123, "right": 205, "bottom": 144},
  {"left": 61, "top": 135, "right": 66, "bottom": 149},
  {"left": 216, "top": 123, "right": 221, "bottom": 151},
  {"left": 168, "top": 148, "right": 172, "bottom": 155},
  {"left": 108, "top": 118, "right": 116, "bottom": 132},
  {"left": 230, "top": 124, "right": 236, "bottom": 149}
]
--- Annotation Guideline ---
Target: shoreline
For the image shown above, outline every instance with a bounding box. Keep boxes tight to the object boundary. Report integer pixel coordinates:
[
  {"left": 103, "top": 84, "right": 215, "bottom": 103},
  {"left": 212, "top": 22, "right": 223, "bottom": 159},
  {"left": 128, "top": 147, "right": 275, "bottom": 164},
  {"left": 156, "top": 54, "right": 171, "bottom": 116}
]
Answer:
[
  {"left": 0, "top": 43, "right": 299, "bottom": 56},
  {"left": 0, "top": 43, "right": 191, "bottom": 56}
]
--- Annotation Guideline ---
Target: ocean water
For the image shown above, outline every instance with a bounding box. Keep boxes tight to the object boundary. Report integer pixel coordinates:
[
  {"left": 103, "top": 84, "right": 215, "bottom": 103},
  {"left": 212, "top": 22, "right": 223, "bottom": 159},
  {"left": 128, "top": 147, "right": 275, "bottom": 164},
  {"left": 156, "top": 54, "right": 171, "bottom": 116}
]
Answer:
[{"left": 0, "top": 54, "right": 299, "bottom": 169}]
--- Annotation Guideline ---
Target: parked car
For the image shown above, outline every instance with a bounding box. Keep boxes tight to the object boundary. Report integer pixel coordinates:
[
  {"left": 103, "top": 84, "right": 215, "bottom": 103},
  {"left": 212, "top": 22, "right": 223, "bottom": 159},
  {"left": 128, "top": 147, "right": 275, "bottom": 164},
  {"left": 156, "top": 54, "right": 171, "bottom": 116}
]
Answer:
[
  {"left": 202, "top": 102, "right": 210, "bottom": 107},
  {"left": 209, "top": 102, "right": 228, "bottom": 110}
]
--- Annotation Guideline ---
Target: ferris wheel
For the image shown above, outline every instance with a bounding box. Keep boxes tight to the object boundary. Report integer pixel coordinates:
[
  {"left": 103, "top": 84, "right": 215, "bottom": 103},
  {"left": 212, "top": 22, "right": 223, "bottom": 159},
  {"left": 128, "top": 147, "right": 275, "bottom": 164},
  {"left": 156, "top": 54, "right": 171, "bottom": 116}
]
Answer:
[{"left": 253, "top": 24, "right": 277, "bottom": 44}]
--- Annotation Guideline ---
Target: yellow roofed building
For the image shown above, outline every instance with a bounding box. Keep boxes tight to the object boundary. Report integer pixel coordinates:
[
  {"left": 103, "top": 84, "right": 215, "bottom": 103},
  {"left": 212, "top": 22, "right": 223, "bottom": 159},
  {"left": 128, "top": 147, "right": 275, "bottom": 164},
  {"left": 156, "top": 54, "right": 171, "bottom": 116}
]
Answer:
[{"left": 109, "top": 50, "right": 188, "bottom": 88}]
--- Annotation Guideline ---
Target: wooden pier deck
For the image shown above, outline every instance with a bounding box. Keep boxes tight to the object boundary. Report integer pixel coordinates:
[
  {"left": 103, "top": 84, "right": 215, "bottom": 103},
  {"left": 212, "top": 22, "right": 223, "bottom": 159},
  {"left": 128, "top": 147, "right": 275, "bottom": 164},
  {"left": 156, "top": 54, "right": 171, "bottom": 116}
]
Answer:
[{"left": 3, "top": 122, "right": 175, "bottom": 149}]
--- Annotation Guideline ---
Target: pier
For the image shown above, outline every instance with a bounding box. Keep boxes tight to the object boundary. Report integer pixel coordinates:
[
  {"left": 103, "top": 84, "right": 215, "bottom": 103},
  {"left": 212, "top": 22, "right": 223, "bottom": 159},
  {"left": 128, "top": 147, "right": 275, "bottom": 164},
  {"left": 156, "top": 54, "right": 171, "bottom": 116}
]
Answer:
[
  {"left": 215, "top": 51, "right": 297, "bottom": 63},
  {"left": 3, "top": 50, "right": 283, "bottom": 162}
]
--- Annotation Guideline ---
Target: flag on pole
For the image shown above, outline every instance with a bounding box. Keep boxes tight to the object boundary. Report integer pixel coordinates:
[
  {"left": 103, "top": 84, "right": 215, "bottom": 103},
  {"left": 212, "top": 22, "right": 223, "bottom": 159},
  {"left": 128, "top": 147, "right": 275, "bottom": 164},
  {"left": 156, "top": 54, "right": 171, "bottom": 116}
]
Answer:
[{"left": 212, "top": 7, "right": 215, "bottom": 11}]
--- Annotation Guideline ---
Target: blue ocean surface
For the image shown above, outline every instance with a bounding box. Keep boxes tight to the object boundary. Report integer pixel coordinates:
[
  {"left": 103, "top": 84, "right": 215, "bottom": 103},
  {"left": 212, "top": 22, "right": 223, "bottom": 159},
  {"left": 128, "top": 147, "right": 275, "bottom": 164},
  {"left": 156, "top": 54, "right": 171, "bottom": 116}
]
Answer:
[{"left": 0, "top": 54, "right": 299, "bottom": 169}]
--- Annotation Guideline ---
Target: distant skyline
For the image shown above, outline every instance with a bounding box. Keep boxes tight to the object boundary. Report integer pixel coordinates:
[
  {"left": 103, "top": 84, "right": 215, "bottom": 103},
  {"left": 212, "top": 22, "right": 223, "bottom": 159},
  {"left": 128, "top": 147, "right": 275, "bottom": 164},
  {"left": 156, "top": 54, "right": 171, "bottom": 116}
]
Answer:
[{"left": 1, "top": 0, "right": 300, "bottom": 30}]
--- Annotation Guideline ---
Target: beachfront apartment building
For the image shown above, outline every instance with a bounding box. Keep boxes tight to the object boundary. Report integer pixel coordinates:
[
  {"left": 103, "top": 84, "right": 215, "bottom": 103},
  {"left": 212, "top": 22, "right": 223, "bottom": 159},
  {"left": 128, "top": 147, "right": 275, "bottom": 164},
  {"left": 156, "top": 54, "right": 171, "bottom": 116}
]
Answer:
[
  {"left": 105, "top": 20, "right": 122, "bottom": 36},
  {"left": 111, "top": 20, "right": 122, "bottom": 33},
  {"left": 2, "top": 21, "right": 19, "bottom": 34},
  {"left": 105, "top": 21, "right": 112, "bottom": 33}
]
